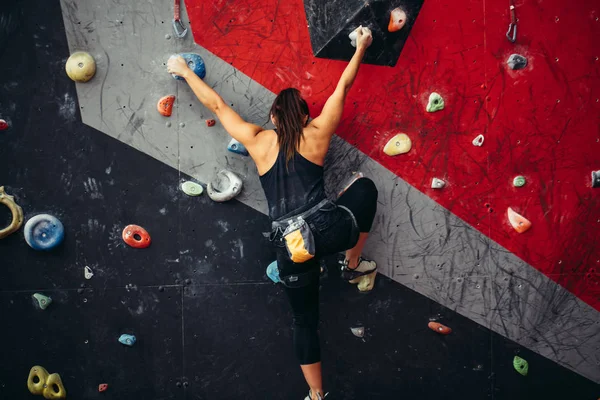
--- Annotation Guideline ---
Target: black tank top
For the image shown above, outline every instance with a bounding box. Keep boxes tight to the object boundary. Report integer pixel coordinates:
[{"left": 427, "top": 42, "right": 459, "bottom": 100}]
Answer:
[{"left": 259, "top": 148, "right": 326, "bottom": 220}]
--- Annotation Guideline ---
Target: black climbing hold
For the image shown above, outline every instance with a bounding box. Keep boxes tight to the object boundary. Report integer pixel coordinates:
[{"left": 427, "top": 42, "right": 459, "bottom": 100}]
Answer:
[
  {"left": 80, "top": 283, "right": 85, "bottom": 288},
  {"left": 176, "top": 382, "right": 182, "bottom": 388},
  {"left": 175, "top": 279, "right": 180, "bottom": 284},
  {"left": 185, "top": 278, "right": 191, "bottom": 285},
  {"left": 183, "top": 382, "right": 189, "bottom": 387},
  {"left": 507, "top": 54, "right": 527, "bottom": 70},
  {"left": 158, "top": 286, "right": 164, "bottom": 292},
  {"left": 77, "top": 288, "right": 84, "bottom": 294},
  {"left": 592, "top": 170, "right": 600, "bottom": 188},
  {"left": 303, "top": 0, "right": 425, "bottom": 67}
]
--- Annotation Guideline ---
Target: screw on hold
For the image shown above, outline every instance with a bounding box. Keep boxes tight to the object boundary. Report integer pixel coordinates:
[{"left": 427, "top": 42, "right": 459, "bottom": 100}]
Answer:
[
  {"left": 350, "top": 327, "right": 365, "bottom": 338},
  {"left": 506, "top": 1, "right": 517, "bottom": 42},
  {"left": 32, "top": 293, "right": 52, "bottom": 310},
  {"left": 431, "top": 178, "right": 445, "bottom": 189},
  {"left": 507, "top": 54, "right": 527, "bottom": 70},
  {"left": 513, "top": 355, "right": 529, "bottom": 376},
  {"left": 513, "top": 175, "right": 526, "bottom": 187},
  {"left": 118, "top": 334, "right": 137, "bottom": 346},
  {"left": 592, "top": 170, "right": 600, "bottom": 188},
  {"left": 472, "top": 134, "right": 485, "bottom": 146},
  {"left": 426, "top": 92, "right": 444, "bottom": 112}
]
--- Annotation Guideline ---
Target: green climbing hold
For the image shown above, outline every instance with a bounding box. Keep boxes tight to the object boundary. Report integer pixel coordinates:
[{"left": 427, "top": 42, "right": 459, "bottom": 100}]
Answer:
[
  {"left": 32, "top": 293, "right": 52, "bottom": 310},
  {"left": 513, "top": 355, "right": 529, "bottom": 376},
  {"left": 513, "top": 176, "right": 526, "bottom": 187},
  {"left": 181, "top": 181, "right": 203, "bottom": 196},
  {"left": 426, "top": 92, "right": 444, "bottom": 112}
]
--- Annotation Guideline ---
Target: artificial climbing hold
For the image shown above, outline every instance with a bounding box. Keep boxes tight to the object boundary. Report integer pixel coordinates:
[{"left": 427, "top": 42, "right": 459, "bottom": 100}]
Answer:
[
  {"left": 592, "top": 170, "right": 600, "bottom": 188},
  {"left": 0, "top": 119, "right": 8, "bottom": 130},
  {"left": 227, "top": 138, "right": 249, "bottom": 156},
  {"left": 383, "top": 133, "right": 412, "bottom": 156},
  {"left": 266, "top": 261, "right": 280, "bottom": 283},
  {"left": 507, "top": 54, "right": 528, "bottom": 70},
  {"left": 350, "top": 327, "right": 365, "bottom": 338},
  {"left": 118, "top": 334, "right": 136, "bottom": 346},
  {"left": 170, "top": 53, "right": 206, "bottom": 81},
  {"left": 24, "top": 214, "right": 64, "bottom": 250},
  {"left": 472, "top": 134, "right": 485, "bottom": 147},
  {"left": 98, "top": 383, "right": 108, "bottom": 392},
  {"left": 43, "top": 373, "right": 67, "bottom": 399},
  {"left": 0, "top": 186, "right": 24, "bottom": 239},
  {"left": 84, "top": 266, "right": 94, "bottom": 279},
  {"left": 388, "top": 7, "right": 407, "bottom": 32},
  {"left": 426, "top": 92, "right": 444, "bottom": 112},
  {"left": 181, "top": 181, "right": 203, "bottom": 196},
  {"left": 507, "top": 207, "right": 531, "bottom": 233},
  {"left": 349, "top": 270, "right": 377, "bottom": 292},
  {"left": 206, "top": 119, "right": 216, "bottom": 127},
  {"left": 348, "top": 26, "right": 360, "bottom": 48},
  {"left": 513, "top": 175, "right": 526, "bottom": 187},
  {"left": 65, "top": 51, "right": 96, "bottom": 82},
  {"left": 122, "top": 224, "right": 151, "bottom": 248},
  {"left": 431, "top": 178, "right": 445, "bottom": 189},
  {"left": 32, "top": 293, "right": 52, "bottom": 310},
  {"left": 428, "top": 321, "right": 452, "bottom": 335},
  {"left": 207, "top": 170, "right": 243, "bottom": 202},
  {"left": 157, "top": 95, "right": 175, "bottom": 117},
  {"left": 27, "top": 366, "right": 49, "bottom": 395},
  {"left": 513, "top": 355, "right": 529, "bottom": 376}
]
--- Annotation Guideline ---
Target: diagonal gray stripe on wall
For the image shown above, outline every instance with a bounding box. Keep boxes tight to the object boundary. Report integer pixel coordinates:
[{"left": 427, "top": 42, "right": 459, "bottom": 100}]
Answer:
[{"left": 59, "top": 0, "right": 600, "bottom": 383}]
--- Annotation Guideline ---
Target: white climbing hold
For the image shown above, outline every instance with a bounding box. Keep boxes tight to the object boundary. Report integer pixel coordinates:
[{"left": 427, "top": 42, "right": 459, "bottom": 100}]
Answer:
[
  {"left": 207, "top": 170, "right": 243, "bottom": 202},
  {"left": 350, "top": 327, "right": 365, "bottom": 338},
  {"left": 383, "top": 133, "right": 412, "bottom": 156},
  {"left": 348, "top": 25, "right": 363, "bottom": 47},
  {"left": 431, "top": 178, "right": 445, "bottom": 189},
  {"left": 84, "top": 266, "right": 94, "bottom": 280},
  {"left": 181, "top": 181, "right": 204, "bottom": 196},
  {"left": 472, "top": 134, "right": 484, "bottom": 147}
]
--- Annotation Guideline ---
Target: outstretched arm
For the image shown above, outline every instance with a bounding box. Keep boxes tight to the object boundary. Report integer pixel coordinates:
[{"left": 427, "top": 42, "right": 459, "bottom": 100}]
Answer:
[
  {"left": 167, "top": 56, "right": 263, "bottom": 146},
  {"left": 309, "top": 27, "right": 373, "bottom": 137}
]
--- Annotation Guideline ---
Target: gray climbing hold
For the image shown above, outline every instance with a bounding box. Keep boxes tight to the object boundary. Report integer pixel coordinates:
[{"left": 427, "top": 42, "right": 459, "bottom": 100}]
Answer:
[
  {"left": 592, "top": 170, "right": 600, "bottom": 188},
  {"left": 431, "top": 178, "right": 445, "bottom": 189},
  {"left": 507, "top": 54, "right": 527, "bottom": 70},
  {"left": 118, "top": 334, "right": 136, "bottom": 346},
  {"left": 181, "top": 181, "right": 203, "bottom": 196},
  {"left": 32, "top": 293, "right": 52, "bottom": 310},
  {"left": 350, "top": 327, "right": 365, "bottom": 338},
  {"left": 84, "top": 266, "right": 94, "bottom": 279},
  {"left": 513, "top": 176, "right": 526, "bottom": 187},
  {"left": 207, "top": 170, "right": 243, "bottom": 202},
  {"left": 426, "top": 92, "right": 444, "bottom": 112}
]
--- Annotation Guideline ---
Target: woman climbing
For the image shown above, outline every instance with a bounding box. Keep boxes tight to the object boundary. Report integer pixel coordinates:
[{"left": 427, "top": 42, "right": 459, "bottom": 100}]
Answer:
[{"left": 168, "top": 26, "right": 378, "bottom": 400}]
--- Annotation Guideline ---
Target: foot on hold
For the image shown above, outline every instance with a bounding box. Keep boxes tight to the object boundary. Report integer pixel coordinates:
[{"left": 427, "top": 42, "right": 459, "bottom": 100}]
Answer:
[
  {"left": 507, "top": 207, "right": 531, "bottom": 233},
  {"left": 428, "top": 321, "right": 452, "bottom": 335},
  {"left": 181, "top": 181, "right": 204, "bottom": 196},
  {"left": 513, "top": 175, "right": 526, "bottom": 187},
  {"left": 0, "top": 186, "right": 24, "bottom": 239},
  {"left": 340, "top": 258, "right": 377, "bottom": 291},
  {"left": 122, "top": 224, "right": 151, "bottom": 248},
  {"left": 513, "top": 355, "right": 529, "bottom": 376},
  {"left": 0, "top": 119, "right": 8, "bottom": 130},
  {"left": 472, "top": 134, "right": 484, "bottom": 147},
  {"left": 98, "top": 383, "right": 108, "bottom": 392},
  {"left": 157, "top": 95, "right": 175, "bottom": 117},
  {"left": 227, "top": 138, "right": 249, "bottom": 156},
  {"left": 426, "top": 92, "right": 444, "bottom": 112},
  {"left": 170, "top": 53, "right": 206, "bottom": 81},
  {"left": 32, "top": 293, "right": 52, "bottom": 310},
  {"left": 207, "top": 170, "right": 243, "bottom": 202},
  {"left": 118, "top": 334, "right": 136, "bottom": 346},
  {"left": 591, "top": 170, "right": 600, "bottom": 188},
  {"left": 24, "top": 214, "right": 64, "bottom": 250},
  {"left": 383, "top": 133, "right": 412, "bottom": 156},
  {"left": 27, "top": 366, "right": 49, "bottom": 395},
  {"left": 507, "top": 54, "right": 527, "bottom": 70},
  {"left": 388, "top": 7, "right": 407, "bottom": 32},
  {"left": 431, "top": 177, "right": 445, "bottom": 189},
  {"left": 65, "top": 51, "right": 96, "bottom": 82}
]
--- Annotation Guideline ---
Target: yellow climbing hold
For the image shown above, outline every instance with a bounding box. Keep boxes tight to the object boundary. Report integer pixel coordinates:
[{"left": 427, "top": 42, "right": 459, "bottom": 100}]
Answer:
[
  {"left": 383, "top": 133, "right": 412, "bottom": 156},
  {"left": 43, "top": 373, "right": 67, "bottom": 399},
  {"left": 27, "top": 366, "right": 49, "bottom": 395},
  {"left": 0, "top": 186, "right": 24, "bottom": 239},
  {"left": 65, "top": 51, "right": 96, "bottom": 83}
]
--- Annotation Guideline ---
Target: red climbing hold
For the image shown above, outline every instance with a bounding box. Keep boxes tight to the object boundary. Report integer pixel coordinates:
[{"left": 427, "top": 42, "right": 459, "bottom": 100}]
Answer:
[
  {"left": 0, "top": 119, "right": 8, "bottom": 130},
  {"left": 428, "top": 322, "right": 452, "bottom": 335},
  {"left": 206, "top": 119, "right": 216, "bottom": 127},
  {"left": 122, "top": 224, "right": 151, "bottom": 248},
  {"left": 388, "top": 8, "right": 407, "bottom": 32},
  {"left": 157, "top": 95, "right": 176, "bottom": 117},
  {"left": 507, "top": 207, "right": 532, "bottom": 233},
  {"left": 98, "top": 383, "right": 108, "bottom": 392}
]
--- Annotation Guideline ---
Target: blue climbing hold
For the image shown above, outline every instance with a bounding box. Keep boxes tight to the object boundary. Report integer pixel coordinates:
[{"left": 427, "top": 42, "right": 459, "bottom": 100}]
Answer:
[
  {"left": 118, "top": 334, "right": 136, "bottom": 346},
  {"left": 24, "top": 214, "right": 64, "bottom": 250},
  {"left": 266, "top": 261, "right": 280, "bottom": 283},
  {"left": 171, "top": 53, "right": 206, "bottom": 81},
  {"left": 227, "top": 138, "right": 249, "bottom": 156}
]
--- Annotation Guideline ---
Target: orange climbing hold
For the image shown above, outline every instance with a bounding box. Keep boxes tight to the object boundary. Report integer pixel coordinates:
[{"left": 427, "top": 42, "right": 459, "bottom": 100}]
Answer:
[
  {"left": 388, "top": 8, "right": 407, "bottom": 32},
  {"left": 157, "top": 95, "right": 175, "bottom": 117},
  {"left": 428, "top": 322, "right": 452, "bottom": 335},
  {"left": 206, "top": 119, "right": 216, "bottom": 127},
  {"left": 122, "top": 224, "right": 151, "bottom": 248},
  {"left": 507, "top": 207, "right": 532, "bottom": 233}
]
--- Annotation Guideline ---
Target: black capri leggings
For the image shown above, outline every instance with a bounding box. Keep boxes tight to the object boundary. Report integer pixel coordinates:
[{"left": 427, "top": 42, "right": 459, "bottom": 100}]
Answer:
[{"left": 279, "top": 177, "right": 378, "bottom": 365}]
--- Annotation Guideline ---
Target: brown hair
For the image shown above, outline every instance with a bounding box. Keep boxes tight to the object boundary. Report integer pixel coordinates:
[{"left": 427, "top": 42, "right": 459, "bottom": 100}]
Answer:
[{"left": 269, "top": 88, "right": 310, "bottom": 169}]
